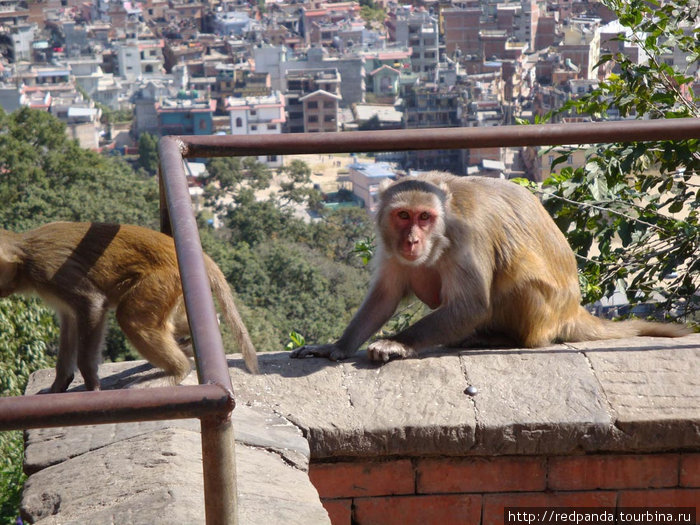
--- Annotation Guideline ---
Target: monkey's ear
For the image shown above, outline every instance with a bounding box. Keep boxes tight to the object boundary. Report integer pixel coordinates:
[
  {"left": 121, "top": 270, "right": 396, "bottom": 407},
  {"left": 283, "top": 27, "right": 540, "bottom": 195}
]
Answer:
[
  {"left": 437, "top": 182, "right": 452, "bottom": 206},
  {"left": 378, "top": 178, "right": 394, "bottom": 197}
]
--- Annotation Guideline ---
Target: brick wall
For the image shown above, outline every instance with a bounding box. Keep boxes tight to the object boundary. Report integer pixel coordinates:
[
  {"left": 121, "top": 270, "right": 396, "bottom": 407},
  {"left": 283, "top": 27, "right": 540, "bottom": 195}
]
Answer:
[{"left": 309, "top": 453, "right": 700, "bottom": 525}]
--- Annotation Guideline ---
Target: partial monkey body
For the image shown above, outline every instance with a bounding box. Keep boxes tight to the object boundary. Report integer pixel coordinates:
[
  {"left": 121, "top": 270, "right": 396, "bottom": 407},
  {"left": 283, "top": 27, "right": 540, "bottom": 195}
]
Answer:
[
  {"left": 0, "top": 222, "right": 258, "bottom": 392},
  {"left": 292, "top": 173, "right": 691, "bottom": 363}
]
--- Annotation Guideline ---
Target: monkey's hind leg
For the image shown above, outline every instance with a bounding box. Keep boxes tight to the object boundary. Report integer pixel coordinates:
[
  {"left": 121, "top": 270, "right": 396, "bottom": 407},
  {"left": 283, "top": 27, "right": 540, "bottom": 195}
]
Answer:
[
  {"left": 50, "top": 313, "right": 79, "bottom": 393},
  {"left": 116, "top": 296, "right": 192, "bottom": 386}
]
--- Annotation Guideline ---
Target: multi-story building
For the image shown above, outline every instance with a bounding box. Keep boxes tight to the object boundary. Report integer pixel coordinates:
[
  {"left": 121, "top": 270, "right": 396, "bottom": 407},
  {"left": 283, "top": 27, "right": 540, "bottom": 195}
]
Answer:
[
  {"left": 559, "top": 18, "right": 601, "bottom": 80},
  {"left": 226, "top": 91, "right": 285, "bottom": 167},
  {"left": 155, "top": 91, "right": 216, "bottom": 135},
  {"left": 442, "top": 6, "right": 481, "bottom": 57},
  {"left": 285, "top": 68, "right": 341, "bottom": 133},
  {"left": 115, "top": 39, "right": 165, "bottom": 80},
  {"left": 388, "top": 6, "right": 439, "bottom": 77},
  {"left": 402, "top": 83, "right": 465, "bottom": 172},
  {"left": 347, "top": 161, "right": 396, "bottom": 212},
  {"left": 299, "top": 90, "right": 341, "bottom": 132}
]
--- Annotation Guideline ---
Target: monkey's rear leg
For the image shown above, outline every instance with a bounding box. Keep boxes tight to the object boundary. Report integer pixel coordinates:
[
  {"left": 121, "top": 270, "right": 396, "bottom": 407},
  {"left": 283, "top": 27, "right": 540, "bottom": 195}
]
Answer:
[{"left": 116, "top": 301, "right": 192, "bottom": 386}]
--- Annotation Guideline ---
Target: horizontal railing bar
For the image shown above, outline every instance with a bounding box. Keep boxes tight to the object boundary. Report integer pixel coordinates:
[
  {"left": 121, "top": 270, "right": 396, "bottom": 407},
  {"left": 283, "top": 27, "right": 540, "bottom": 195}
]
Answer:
[
  {"left": 176, "top": 118, "right": 700, "bottom": 158},
  {"left": 0, "top": 384, "right": 234, "bottom": 431}
]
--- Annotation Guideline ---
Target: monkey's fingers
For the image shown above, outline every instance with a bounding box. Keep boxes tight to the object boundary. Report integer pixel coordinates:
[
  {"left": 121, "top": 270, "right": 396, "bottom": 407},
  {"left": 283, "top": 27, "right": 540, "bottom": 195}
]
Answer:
[
  {"left": 367, "top": 340, "right": 417, "bottom": 362},
  {"left": 290, "top": 344, "right": 347, "bottom": 361}
]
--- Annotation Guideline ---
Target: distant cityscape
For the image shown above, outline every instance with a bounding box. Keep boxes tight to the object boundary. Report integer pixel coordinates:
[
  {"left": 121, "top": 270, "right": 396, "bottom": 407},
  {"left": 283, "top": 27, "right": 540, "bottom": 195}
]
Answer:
[{"left": 0, "top": 0, "right": 697, "bottom": 180}]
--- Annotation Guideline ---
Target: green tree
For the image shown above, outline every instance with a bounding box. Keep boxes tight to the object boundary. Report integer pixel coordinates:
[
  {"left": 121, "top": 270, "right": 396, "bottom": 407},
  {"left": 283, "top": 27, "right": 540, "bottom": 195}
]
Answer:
[
  {"left": 204, "top": 157, "right": 272, "bottom": 205},
  {"left": 0, "top": 297, "right": 58, "bottom": 524},
  {"left": 535, "top": 0, "right": 699, "bottom": 318},
  {"left": 138, "top": 132, "right": 160, "bottom": 175},
  {"left": 278, "top": 159, "right": 322, "bottom": 209}
]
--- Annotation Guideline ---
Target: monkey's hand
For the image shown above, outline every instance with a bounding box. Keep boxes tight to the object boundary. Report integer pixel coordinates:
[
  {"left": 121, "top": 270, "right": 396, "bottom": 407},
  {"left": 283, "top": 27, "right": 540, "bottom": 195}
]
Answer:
[
  {"left": 290, "top": 344, "right": 354, "bottom": 361},
  {"left": 367, "top": 340, "right": 418, "bottom": 362}
]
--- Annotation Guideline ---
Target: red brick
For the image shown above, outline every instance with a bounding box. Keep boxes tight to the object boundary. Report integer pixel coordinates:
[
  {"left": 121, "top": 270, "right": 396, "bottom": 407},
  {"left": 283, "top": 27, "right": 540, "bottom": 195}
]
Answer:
[
  {"left": 417, "top": 456, "right": 546, "bottom": 494},
  {"left": 321, "top": 499, "right": 352, "bottom": 525},
  {"left": 482, "top": 491, "right": 617, "bottom": 525},
  {"left": 680, "top": 454, "right": 700, "bottom": 487},
  {"left": 309, "top": 460, "right": 415, "bottom": 498},
  {"left": 354, "top": 494, "right": 481, "bottom": 525},
  {"left": 618, "top": 488, "right": 700, "bottom": 509},
  {"left": 548, "top": 454, "right": 679, "bottom": 490}
]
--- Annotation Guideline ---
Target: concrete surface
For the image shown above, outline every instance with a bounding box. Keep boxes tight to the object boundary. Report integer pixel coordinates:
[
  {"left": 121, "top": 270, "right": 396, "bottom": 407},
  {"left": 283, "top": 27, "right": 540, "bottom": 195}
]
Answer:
[{"left": 19, "top": 333, "right": 700, "bottom": 524}]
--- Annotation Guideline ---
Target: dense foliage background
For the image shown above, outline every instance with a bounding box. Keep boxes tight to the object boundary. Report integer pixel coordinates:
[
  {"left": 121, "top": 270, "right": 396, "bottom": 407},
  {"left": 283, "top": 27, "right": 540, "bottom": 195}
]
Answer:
[
  {"left": 531, "top": 0, "right": 699, "bottom": 319},
  {"left": 0, "top": 107, "right": 372, "bottom": 524}
]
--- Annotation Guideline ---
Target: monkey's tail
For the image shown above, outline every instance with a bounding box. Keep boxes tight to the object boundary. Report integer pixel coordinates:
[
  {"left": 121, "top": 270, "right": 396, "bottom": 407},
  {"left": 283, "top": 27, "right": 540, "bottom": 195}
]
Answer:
[
  {"left": 560, "top": 307, "right": 692, "bottom": 343},
  {"left": 205, "top": 256, "right": 260, "bottom": 374}
]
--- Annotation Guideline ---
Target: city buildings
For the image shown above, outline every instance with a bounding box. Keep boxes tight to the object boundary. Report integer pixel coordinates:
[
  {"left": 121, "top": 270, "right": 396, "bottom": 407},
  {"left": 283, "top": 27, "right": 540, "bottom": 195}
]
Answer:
[{"left": 0, "top": 0, "right": 695, "bottom": 185}]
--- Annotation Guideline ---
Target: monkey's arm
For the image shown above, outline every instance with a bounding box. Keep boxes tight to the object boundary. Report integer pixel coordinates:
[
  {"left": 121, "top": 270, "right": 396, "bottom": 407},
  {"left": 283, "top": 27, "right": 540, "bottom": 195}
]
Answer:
[
  {"left": 290, "top": 273, "right": 405, "bottom": 361},
  {"left": 368, "top": 263, "right": 491, "bottom": 362}
]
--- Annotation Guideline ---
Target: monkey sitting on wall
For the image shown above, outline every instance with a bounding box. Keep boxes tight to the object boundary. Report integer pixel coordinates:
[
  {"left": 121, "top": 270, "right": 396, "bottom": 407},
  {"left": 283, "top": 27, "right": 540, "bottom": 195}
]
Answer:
[
  {"left": 0, "top": 222, "right": 258, "bottom": 393},
  {"left": 292, "top": 172, "right": 691, "bottom": 363}
]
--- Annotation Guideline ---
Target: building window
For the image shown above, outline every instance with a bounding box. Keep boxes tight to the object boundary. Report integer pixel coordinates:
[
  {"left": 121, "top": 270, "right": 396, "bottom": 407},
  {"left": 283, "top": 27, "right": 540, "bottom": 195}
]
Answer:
[
  {"left": 267, "top": 155, "right": 277, "bottom": 162},
  {"left": 324, "top": 115, "right": 335, "bottom": 122},
  {"left": 267, "top": 124, "right": 276, "bottom": 130},
  {"left": 307, "top": 101, "right": 318, "bottom": 109},
  {"left": 308, "top": 116, "right": 318, "bottom": 123},
  {"left": 251, "top": 125, "right": 258, "bottom": 130},
  {"left": 250, "top": 110, "right": 257, "bottom": 115},
  {"left": 323, "top": 101, "right": 334, "bottom": 109},
  {"left": 236, "top": 117, "right": 243, "bottom": 127}
]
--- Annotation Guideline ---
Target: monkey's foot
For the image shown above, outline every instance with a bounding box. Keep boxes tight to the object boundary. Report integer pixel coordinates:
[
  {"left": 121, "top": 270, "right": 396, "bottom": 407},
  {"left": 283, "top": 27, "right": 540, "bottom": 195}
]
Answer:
[
  {"left": 290, "top": 344, "right": 352, "bottom": 361},
  {"left": 367, "top": 340, "right": 417, "bottom": 362}
]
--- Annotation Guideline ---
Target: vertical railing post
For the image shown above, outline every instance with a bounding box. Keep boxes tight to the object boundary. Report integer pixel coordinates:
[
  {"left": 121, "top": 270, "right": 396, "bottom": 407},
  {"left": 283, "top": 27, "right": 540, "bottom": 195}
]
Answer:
[
  {"left": 201, "top": 417, "right": 238, "bottom": 525},
  {"left": 158, "top": 136, "right": 238, "bottom": 524}
]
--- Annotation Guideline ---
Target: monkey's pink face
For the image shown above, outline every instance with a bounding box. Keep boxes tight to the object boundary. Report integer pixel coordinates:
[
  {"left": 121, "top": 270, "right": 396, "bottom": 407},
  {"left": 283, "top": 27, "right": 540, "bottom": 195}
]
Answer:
[{"left": 390, "top": 207, "right": 438, "bottom": 263}]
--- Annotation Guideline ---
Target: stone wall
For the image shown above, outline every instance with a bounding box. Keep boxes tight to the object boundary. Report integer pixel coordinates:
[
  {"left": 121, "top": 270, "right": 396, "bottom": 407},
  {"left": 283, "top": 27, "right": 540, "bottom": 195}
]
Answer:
[{"left": 19, "top": 333, "right": 700, "bottom": 524}]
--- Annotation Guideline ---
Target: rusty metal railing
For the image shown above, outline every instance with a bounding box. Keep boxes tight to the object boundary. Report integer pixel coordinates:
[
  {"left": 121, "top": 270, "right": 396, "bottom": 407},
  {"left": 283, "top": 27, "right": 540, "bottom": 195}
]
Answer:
[{"left": 1, "top": 117, "right": 699, "bottom": 525}]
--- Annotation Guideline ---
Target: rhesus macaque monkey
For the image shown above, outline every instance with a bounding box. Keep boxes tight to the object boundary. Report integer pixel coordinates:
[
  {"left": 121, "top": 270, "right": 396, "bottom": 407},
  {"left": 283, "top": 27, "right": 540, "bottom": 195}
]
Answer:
[
  {"left": 292, "top": 172, "right": 691, "bottom": 363},
  {"left": 0, "top": 222, "right": 258, "bottom": 392}
]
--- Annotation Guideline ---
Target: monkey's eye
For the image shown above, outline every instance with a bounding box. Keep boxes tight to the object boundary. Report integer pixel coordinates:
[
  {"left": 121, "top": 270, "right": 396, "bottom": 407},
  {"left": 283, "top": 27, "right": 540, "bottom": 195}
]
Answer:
[
  {"left": 419, "top": 211, "right": 431, "bottom": 221},
  {"left": 397, "top": 211, "right": 410, "bottom": 220}
]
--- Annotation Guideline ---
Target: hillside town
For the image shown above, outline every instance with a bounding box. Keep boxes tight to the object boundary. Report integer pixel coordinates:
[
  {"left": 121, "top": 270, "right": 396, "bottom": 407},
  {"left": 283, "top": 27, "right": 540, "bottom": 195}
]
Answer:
[{"left": 0, "top": 0, "right": 697, "bottom": 182}]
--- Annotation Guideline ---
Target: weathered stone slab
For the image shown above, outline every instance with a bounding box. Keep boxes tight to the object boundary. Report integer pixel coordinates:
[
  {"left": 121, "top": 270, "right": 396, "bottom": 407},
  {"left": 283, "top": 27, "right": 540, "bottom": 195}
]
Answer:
[
  {"left": 236, "top": 444, "right": 330, "bottom": 525},
  {"left": 459, "top": 346, "right": 613, "bottom": 455},
  {"left": 22, "top": 428, "right": 207, "bottom": 525},
  {"left": 569, "top": 334, "right": 700, "bottom": 452},
  {"left": 21, "top": 365, "right": 327, "bottom": 525},
  {"left": 24, "top": 419, "right": 200, "bottom": 474},
  {"left": 229, "top": 351, "right": 476, "bottom": 458}
]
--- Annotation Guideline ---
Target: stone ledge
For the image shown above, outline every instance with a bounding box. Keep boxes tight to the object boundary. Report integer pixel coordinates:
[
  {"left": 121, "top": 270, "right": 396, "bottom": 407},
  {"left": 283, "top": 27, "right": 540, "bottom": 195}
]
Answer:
[
  {"left": 19, "top": 333, "right": 700, "bottom": 523},
  {"left": 229, "top": 334, "right": 700, "bottom": 458}
]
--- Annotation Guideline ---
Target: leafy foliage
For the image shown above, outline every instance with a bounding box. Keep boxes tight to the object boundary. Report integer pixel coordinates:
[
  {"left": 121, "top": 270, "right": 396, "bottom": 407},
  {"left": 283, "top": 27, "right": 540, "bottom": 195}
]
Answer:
[
  {"left": 537, "top": 0, "right": 699, "bottom": 319},
  {"left": 137, "top": 132, "right": 160, "bottom": 176},
  {"left": 0, "top": 297, "right": 58, "bottom": 524},
  {"left": 199, "top": 158, "right": 373, "bottom": 350}
]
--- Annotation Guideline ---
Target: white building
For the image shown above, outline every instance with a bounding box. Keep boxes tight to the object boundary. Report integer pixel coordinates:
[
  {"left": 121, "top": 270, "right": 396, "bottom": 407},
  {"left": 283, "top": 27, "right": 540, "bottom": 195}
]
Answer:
[
  {"left": 226, "top": 91, "right": 286, "bottom": 167},
  {"left": 115, "top": 39, "right": 165, "bottom": 80}
]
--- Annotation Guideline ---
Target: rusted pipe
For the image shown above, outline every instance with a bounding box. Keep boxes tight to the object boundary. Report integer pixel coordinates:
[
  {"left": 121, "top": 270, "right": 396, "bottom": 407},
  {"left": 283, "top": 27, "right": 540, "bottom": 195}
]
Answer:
[
  {"left": 158, "top": 136, "right": 235, "bottom": 394},
  {"left": 0, "top": 384, "right": 233, "bottom": 431},
  {"left": 201, "top": 417, "right": 238, "bottom": 525},
  {"left": 159, "top": 135, "right": 240, "bottom": 524},
  {"left": 175, "top": 118, "right": 700, "bottom": 158}
]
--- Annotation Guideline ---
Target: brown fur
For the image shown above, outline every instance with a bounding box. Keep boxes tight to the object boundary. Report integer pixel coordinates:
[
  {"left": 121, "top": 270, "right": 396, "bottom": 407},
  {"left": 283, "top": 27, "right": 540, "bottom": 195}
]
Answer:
[
  {"left": 0, "top": 222, "right": 258, "bottom": 392},
  {"left": 292, "top": 173, "right": 690, "bottom": 363}
]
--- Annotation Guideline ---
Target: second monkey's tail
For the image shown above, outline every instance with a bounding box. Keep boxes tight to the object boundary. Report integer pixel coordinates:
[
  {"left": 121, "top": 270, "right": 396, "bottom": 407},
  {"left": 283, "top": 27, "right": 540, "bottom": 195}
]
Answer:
[
  {"left": 205, "top": 255, "right": 260, "bottom": 374},
  {"left": 560, "top": 306, "right": 692, "bottom": 343}
]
